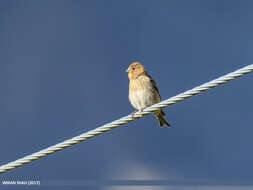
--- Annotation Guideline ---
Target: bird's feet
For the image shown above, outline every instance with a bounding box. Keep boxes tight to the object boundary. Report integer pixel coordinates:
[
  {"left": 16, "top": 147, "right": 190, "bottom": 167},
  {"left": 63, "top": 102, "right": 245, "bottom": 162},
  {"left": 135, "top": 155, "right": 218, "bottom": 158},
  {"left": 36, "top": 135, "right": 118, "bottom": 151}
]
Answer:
[
  {"left": 131, "top": 109, "right": 143, "bottom": 119},
  {"left": 131, "top": 110, "right": 138, "bottom": 119}
]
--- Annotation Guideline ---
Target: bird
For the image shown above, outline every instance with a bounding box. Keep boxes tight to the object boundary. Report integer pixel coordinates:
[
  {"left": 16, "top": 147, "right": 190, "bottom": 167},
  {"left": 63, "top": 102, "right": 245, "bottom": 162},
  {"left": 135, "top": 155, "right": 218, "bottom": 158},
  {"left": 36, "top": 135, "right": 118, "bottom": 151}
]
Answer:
[{"left": 126, "top": 62, "right": 171, "bottom": 127}]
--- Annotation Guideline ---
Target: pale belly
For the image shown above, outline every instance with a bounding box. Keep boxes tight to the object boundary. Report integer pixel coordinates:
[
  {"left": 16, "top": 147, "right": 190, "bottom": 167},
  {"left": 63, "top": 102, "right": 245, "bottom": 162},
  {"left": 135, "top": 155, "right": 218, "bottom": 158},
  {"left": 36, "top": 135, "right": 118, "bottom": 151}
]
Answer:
[{"left": 129, "top": 89, "right": 160, "bottom": 110}]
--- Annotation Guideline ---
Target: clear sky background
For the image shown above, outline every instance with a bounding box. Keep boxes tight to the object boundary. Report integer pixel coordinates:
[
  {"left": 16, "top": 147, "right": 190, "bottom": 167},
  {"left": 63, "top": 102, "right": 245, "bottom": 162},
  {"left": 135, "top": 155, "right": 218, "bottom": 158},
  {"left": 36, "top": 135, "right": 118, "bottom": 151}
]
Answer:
[{"left": 0, "top": 0, "right": 253, "bottom": 189}]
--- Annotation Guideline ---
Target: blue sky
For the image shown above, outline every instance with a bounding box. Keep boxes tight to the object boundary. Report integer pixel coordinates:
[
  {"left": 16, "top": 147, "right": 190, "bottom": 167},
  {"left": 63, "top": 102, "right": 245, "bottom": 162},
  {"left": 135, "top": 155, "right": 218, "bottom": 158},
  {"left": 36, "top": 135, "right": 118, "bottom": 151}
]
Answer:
[{"left": 0, "top": 0, "right": 253, "bottom": 189}]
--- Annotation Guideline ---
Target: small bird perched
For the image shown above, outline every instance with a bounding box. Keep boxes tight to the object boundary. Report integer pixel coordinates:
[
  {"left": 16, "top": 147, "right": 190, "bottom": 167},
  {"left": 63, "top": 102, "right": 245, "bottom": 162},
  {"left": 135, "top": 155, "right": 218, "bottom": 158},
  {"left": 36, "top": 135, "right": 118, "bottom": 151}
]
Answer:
[{"left": 126, "top": 62, "right": 171, "bottom": 127}]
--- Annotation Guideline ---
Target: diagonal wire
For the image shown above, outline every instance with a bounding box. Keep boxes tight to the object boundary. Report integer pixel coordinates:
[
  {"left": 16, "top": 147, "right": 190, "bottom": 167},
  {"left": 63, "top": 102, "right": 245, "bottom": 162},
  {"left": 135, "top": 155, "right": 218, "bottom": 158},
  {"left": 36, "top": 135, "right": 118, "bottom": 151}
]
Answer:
[{"left": 0, "top": 64, "right": 253, "bottom": 174}]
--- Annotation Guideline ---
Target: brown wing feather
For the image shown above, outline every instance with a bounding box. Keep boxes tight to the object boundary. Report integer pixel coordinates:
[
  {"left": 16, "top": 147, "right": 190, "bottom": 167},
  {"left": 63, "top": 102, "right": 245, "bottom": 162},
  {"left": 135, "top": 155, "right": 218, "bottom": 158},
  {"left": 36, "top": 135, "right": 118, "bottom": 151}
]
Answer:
[
  {"left": 137, "top": 71, "right": 162, "bottom": 100},
  {"left": 146, "top": 73, "right": 161, "bottom": 99}
]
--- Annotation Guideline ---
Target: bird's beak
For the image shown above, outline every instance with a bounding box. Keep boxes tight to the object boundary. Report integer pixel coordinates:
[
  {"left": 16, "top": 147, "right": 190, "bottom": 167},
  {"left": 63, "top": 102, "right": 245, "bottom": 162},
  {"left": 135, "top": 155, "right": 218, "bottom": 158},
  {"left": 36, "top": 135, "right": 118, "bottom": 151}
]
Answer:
[{"left": 126, "top": 68, "right": 129, "bottom": 72}]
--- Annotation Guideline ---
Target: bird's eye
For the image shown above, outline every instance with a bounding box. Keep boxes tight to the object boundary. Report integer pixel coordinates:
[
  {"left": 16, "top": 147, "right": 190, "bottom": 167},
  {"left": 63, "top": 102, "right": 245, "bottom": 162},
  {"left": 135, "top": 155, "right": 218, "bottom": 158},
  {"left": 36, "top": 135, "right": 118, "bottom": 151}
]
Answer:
[{"left": 132, "top": 68, "right": 135, "bottom": 70}]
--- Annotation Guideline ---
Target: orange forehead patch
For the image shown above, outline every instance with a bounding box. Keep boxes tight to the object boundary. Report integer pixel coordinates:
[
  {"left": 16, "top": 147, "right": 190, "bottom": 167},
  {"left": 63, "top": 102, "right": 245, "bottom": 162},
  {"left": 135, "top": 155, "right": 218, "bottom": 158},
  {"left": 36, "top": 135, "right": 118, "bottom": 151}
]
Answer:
[{"left": 128, "top": 62, "right": 145, "bottom": 70}]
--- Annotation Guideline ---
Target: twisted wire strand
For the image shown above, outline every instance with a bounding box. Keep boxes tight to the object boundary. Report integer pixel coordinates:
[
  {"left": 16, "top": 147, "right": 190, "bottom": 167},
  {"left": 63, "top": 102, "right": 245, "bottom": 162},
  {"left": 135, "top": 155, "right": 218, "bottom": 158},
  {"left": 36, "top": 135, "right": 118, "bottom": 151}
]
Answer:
[{"left": 1, "top": 64, "right": 253, "bottom": 174}]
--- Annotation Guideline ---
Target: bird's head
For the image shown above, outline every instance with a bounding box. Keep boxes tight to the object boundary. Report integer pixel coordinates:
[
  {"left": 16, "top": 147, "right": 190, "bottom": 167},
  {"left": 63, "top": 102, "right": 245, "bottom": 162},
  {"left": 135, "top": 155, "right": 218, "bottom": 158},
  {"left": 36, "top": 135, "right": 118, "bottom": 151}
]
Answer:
[{"left": 126, "top": 62, "right": 146, "bottom": 80}]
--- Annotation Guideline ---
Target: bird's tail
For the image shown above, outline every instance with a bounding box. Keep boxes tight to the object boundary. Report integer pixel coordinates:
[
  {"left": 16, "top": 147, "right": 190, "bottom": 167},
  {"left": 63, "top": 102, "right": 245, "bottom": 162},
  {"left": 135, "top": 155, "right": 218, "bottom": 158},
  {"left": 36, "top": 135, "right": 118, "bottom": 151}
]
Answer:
[{"left": 155, "top": 110, "right": 171, "bottom": 128}]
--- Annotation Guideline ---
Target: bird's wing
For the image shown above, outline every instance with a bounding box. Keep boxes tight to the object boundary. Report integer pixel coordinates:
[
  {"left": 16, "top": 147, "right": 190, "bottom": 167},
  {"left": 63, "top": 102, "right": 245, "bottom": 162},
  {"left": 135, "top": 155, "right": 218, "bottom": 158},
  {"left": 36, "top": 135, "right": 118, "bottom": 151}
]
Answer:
[{"left": 146, "top": 73, "right": 161, "bottom": 100}]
